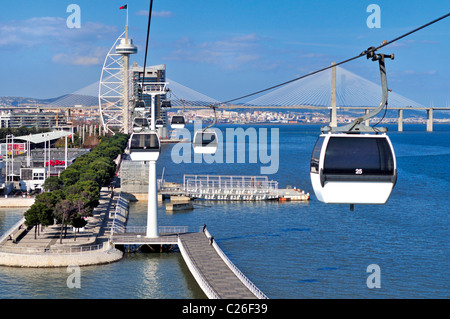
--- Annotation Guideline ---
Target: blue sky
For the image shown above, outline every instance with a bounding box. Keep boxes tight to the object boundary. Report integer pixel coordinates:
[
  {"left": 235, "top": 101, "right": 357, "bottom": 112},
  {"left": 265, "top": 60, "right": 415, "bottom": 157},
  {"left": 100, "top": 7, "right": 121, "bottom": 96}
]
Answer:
[{"left": 0, "top": 0, "right": 448, "bottom": 106}]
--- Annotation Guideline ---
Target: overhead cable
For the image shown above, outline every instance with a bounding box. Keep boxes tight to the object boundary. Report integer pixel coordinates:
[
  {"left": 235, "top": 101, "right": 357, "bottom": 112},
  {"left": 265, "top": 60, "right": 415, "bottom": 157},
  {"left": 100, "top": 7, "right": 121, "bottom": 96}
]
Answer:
[
  {"left": 216, "top": 12, "right": 450, "bottom": 106},
  {"left": 142, "top": 0, "right": 154, "bottom": 89}
]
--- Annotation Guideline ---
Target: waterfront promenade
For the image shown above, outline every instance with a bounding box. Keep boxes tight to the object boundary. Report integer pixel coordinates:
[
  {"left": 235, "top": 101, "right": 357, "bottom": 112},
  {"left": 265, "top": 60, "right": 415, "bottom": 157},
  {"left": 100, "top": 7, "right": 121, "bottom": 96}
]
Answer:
[
  {"left": 0, "top": 186, "right": 123, "bottom": 267},
  {"left": 0, "top": 182, "right": 268, "bottom": 299}
]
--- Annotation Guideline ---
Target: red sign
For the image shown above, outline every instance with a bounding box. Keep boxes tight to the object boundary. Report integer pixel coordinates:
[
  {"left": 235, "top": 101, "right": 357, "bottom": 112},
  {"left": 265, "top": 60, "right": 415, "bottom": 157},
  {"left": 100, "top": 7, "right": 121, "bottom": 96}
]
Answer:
[
  {"left": 6, "top": 143, "right": 26, "bottom": 156},
  {"left": 45, "top": 160, "right": 66, "bottom": 167}
]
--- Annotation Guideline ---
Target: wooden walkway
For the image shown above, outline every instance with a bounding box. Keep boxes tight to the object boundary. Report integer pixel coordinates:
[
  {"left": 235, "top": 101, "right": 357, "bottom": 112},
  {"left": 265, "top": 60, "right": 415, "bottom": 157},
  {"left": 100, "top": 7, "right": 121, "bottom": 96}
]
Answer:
[
  {"left": 178, "top": 232, "right": 267, "bottom": 299},
  {"left": 111, "top": 230, "right": 267, "bottom": 299},
  {"left": 108, "top": 192, "right": 267, "bottom": 299}
]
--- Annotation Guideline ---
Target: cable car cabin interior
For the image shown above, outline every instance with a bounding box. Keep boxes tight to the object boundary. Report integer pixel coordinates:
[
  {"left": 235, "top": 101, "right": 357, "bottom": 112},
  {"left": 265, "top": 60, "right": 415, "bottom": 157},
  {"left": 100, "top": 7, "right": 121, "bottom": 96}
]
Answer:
[
  {"left": 192, "top": 130, "right": 218, "bottom": 154},
  {"left": 171, "top": 115, "right": 186, "bottom": 129},
  {"left": 310, "top": 133, "right": 397, "bottom": 205},
  {"left": 128, "top": 132, "right": 161, "bottom": 161}
]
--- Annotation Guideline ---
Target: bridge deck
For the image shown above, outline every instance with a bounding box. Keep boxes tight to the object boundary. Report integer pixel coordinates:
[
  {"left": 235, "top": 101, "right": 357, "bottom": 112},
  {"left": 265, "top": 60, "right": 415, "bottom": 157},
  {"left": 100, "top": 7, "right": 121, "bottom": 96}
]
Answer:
[{"left": 178, "top": 232, "right": 260, "bottom": 299}]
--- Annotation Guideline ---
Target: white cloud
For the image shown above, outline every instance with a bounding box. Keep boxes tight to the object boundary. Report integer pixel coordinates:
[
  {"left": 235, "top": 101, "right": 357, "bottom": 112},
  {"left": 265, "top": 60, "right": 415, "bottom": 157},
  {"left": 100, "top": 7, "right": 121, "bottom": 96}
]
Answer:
[
  {"left": 0, "top": 17, "right": 65, "bottom": 48},
  {"left": 164, "top": 33, "right": 332, "bottom": 73},
  {"left": 164, "top": 33, "right": 265, "bottom": 70},
  {"left": 53, "top": 53, "right": 99, "bottom": 66},
  {"left": 0, "top": 17, "right": 117, "bottom": 66},
  {"left": 52, "top": 46, "right": 108, "bottom": 66}
]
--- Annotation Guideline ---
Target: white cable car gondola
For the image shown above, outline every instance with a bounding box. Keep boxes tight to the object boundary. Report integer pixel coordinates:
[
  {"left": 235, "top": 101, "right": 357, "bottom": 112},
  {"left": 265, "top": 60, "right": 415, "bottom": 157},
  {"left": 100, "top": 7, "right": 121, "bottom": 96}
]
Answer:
[
  {"left": 192, "top": 106, "right": 219, "bottom": 154},
  {"left": 161, "top": 100, "right": 172, "bottom": 108},
  {"left": 310, "top": 50, "right": 397, "bottom": 208},
  {"left": 134, "top": 101, "right": 146, "bottom": 112},
  {"left": 171, "top": 115, "right": 186, "bottom": 129},
  {"left": 155, "top": 119, "right": 164, "bottom": 128},
  {"left": 133, "top": 117, "right": 150, "bottom": 132},
  {"left": 310, "top": 133, "right": 397, "bottom": 205},
  {"left": 192, "top": 129, "right": 218, "bottom": 154},
  {"left": 128, "top": 131, "right": 161, "bottom": 161}
]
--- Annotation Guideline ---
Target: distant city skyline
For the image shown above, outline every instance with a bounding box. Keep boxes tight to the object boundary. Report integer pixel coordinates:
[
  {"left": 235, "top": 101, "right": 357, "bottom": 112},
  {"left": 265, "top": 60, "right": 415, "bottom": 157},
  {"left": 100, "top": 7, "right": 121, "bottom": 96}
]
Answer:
[{"left": 0, "top": 1, "right": 448, "bottom": 107}]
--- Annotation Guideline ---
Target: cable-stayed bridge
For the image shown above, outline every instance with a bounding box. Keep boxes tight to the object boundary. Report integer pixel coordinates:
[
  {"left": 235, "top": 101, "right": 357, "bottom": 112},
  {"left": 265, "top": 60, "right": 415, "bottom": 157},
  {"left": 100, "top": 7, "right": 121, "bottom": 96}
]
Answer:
[
  {"left": 29, "top": 77, "right": 220, "bottom": 109},
  {"left": 23, "top": 65, "right": 429, "bottom": 110},
  {"left": 244, "top": 66, "right": 424, "bottom": 108},
  {"left": 166, "top": 78, "right": 219, "bottom": 107},
  {"left": 1, "top": 65, "right": 447, "bottom": 131}
]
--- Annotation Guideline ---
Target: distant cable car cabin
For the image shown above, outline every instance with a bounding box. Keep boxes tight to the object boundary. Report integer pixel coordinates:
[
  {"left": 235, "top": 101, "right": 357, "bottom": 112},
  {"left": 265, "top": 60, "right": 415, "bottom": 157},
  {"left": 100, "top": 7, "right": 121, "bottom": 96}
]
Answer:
[
  {"left": 161, "top": 100, "right": 172, "bottom": 108},
  {"left": 170, "top": 115, "right": 186, "bottom": 129},
  {"left": 133, "top": 117, "right": 150, "bottom": 132},
  {"left": 135, "top": 101, "right": 146, "bottom": 110},
  {"left": 192, "top": 129, "right": 218, "bottom": 154},
  {"left": 128, "top": 131, "right": 161, "bottom": 161}
]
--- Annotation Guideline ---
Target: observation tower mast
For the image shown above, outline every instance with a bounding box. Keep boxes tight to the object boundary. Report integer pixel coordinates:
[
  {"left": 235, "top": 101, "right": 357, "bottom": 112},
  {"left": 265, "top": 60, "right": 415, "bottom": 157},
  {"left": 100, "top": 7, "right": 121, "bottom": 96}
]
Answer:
[{"left": 115, "top": 10, "right": 137, "bottom": 134}]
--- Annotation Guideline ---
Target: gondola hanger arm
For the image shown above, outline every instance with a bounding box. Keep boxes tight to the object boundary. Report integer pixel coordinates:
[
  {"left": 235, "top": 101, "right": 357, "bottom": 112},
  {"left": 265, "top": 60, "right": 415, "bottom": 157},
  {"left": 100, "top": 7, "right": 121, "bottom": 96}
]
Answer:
[{"left": 323, "top": 48, "right": 394, "bottom": 134}]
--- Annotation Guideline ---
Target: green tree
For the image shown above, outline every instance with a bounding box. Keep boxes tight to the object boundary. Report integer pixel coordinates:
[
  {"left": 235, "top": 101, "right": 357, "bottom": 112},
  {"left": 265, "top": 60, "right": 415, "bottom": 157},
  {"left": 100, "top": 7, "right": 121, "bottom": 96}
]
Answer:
[
  {"left": 24, "top": 202, "right": 53, "bottom": 239},
  {"left": 65, "top": 180, "right": 100, "bottom": 210},
  {"left": 24, "top": 204, "right": 40, "bottom": 239},
  {"left": 42, "top": 176, "right": 62, "bottom": 192},
  {"left": 37, "top": 203, "right": 54, "bottom": 233},
  {"left": 59, "top": 167, "right": 80, "bottom": 187},
  {"left": 22, "top": 131, "right": 130, "bottom": 242},
  {"left": 54, "top": 200, "right": 76, "bottom": 244},
  {"left": 34, "top": 191, "right": 64, "bottom": 213},
  {"left": 70, "top": 214, "right": 88, "bottom": 241},
  {"left": 62, "top": 194, "right": 91, "bottom": 242},
  {"left": 78, "top": 168, "right": 98, "bottom": 183}
]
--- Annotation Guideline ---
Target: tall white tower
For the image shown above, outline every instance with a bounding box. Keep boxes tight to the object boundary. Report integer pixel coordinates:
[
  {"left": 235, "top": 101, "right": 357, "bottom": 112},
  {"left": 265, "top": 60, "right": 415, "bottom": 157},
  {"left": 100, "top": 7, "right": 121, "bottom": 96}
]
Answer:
[{"left": 115, "top": 24, "right": 137, "bottom": 134}]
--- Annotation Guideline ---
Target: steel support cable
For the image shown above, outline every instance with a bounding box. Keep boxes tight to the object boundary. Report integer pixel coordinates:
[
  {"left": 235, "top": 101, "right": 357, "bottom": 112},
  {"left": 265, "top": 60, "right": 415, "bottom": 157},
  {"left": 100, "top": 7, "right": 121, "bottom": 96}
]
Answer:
[
  {"left": 212, "top": 12, "right": 450, "bottom": 107},
  {"left": 141, "top": 0, "right": 154, "bottom": 90}
]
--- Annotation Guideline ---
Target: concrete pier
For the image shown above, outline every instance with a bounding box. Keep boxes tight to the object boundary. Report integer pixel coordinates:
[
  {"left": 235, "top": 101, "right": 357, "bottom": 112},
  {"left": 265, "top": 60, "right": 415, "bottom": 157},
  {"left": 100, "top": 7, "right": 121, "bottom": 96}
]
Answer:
[{"left": 0, "top": 187, "right": 124, "bottom": 267}]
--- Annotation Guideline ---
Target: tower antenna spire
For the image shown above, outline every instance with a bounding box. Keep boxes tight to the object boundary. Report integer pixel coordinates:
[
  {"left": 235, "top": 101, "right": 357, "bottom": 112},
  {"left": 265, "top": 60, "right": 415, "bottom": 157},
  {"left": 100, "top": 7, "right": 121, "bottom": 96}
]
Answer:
[
  {"left": 126, "top": 5, "right": 129, "bottom": 39},
  {"left": 120, "top": 4, "right": 129, "bottom": 39}
]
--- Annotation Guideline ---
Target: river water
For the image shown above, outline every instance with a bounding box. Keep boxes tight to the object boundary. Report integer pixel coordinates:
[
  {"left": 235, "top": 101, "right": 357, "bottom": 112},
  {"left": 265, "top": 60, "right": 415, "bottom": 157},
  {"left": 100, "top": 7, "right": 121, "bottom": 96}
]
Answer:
[{"left": 0, "top": 124, "right": 448, "bottom": 299}]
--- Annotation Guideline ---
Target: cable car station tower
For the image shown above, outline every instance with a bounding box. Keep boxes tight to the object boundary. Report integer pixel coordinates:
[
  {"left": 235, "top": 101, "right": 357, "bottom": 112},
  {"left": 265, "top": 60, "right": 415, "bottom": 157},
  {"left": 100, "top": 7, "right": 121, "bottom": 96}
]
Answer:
[{"left": 128, "top": 83, "right": 168, "bottom": 238}]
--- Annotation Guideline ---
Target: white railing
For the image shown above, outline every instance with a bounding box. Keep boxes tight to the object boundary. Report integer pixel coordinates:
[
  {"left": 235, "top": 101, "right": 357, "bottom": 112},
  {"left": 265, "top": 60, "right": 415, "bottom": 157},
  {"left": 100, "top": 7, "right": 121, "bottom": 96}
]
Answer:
[
  {"left": 114, "top": 226, "right": 189, "bottom": 234},
  {"left": 0, "top": 217, "right": 26, "bottom": 244},
  {"left": 178, "top": 236, "right": 220, "bottom": 299},
  {"left": 142, "top": 82, "right": 168, "bottom": 94},
  {"left": 204, "top": 228, "right": 269, "bottom": 299},
  {"left": 184, "top": 174, "right": 278, "bottom": 198},
  {"left": 0, "top": 243, "right": 108, "bottom": 255},
  {"left": 109, "top": 193, "right": 129, "bottom": 239},
  {"left": 112, "top": 235, "right": 179, "bottom": 244}
]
